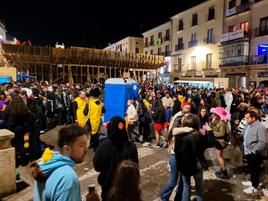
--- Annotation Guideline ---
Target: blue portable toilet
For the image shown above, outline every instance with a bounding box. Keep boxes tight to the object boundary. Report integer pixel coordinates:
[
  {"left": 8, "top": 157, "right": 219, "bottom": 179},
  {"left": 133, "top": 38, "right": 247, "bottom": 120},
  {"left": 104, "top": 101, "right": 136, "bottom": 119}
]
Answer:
[
  {"left": 132, "top": 82, "right": 139, "bottom": 101},
  {"left": 104, "top": 78, "right": 138, "bottom": 122}
]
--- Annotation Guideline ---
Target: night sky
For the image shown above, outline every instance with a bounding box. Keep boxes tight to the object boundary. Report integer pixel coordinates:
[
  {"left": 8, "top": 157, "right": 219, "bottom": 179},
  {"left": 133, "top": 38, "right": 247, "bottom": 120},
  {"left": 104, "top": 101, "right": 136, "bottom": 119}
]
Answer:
[{"left": 0, "top": 0, "right": 205, "bottom": 48}]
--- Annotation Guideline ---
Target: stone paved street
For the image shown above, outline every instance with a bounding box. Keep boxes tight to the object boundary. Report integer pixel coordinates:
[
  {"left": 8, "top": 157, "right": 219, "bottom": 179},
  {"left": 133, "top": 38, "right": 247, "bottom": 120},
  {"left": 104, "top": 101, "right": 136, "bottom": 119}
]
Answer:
[{"left": 1, "top": 126, "right": 268, "bottom": 201}]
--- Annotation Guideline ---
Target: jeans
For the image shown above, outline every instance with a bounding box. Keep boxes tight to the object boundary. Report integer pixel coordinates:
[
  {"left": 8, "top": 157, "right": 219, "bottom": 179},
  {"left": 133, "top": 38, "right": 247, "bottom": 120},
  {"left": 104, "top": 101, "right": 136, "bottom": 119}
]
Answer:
[
  {"left": 161, "top": 154, "right": 183, "bottom": 201},
  {"left": 139, "top": 121, "right": 150, "bottom": 142},
  {"left": 246, "top": 153, "right": 263, "bottom": 188},
  {"left": 165, "top": 108, "right": 172, "bottom": 122},
  {"left": 127, "top": 124, "right": 139, "bottom": 141},
  {"left": 182, "top": 170, "right": 203, "bottom": 201}
]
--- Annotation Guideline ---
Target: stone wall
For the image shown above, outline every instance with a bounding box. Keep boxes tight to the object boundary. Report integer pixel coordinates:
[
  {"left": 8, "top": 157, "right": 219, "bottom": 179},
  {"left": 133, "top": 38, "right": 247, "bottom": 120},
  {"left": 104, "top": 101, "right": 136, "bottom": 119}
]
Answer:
[{"left": 0, "top": 129, "right": 16, "bottom": 198}]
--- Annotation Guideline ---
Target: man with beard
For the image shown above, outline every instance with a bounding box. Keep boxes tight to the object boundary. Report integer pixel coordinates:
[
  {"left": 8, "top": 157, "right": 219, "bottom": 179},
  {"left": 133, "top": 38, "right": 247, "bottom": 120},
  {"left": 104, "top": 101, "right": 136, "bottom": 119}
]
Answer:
[{"left": 32, "top": 124, "right": 88, "bottom": 201}]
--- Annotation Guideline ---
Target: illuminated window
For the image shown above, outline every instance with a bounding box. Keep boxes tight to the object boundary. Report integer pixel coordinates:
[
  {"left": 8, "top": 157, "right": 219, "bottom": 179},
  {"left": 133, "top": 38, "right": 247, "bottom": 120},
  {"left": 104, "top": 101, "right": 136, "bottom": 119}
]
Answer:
[
  {"left": 191, "top": 56, "right": 196, "bottom": 70},
  {"left": 206, "top": 54, "right": 212, "bottom": 69},
  {"left": 240, "top": 21, "right": 249, "bottom": 33}
]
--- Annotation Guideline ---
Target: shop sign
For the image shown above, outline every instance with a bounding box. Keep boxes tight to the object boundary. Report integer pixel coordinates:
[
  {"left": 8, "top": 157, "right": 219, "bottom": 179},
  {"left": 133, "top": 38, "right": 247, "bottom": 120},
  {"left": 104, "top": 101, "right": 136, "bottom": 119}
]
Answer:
[{"left": 258, "top": 72, "right": 268, "bottom": 77}]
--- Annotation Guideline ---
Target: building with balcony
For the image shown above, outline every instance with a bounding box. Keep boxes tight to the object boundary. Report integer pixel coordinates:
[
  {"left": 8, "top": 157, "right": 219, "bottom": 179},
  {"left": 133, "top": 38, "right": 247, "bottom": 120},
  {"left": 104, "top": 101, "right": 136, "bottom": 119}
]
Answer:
[
  {"left": 247, "top": 0, "right": 268, "bottom": 88},
  {"left": 220, "top": 0, "right": 266, "bottom": 88},
  {"left": 142, "top": 21, "right": 172, "bottom": 83},
  {"left": 219, "top": 0, "right": 251, "bottom": 87},
  {"left": 103, "top": 36, "right": 143, "bottom": 54},
  {"left": 0, "top": 19, "right": 7, "bottom": 66},
  {"left": 0, "top": 20, "right": 6, "bottom": 42},
  {"left": 171, "top": 0, "right": 224, "bottom": 82},
  {"left": 220, "top": 0, "right": 251, "bottom": 88}
]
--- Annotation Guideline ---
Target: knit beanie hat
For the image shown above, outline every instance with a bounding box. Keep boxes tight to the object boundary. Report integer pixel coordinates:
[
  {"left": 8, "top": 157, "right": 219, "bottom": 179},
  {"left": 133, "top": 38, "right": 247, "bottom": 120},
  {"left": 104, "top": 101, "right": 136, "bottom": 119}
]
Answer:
[{"left": 182, "top": 102, "right": 191, "bottom": 108}]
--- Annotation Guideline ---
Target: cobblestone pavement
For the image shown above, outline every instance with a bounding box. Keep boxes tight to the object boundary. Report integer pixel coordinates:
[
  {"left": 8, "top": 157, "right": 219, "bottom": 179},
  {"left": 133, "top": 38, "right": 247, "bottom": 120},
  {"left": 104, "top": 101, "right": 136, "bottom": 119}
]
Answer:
[{"left": 1, "top": 126, "right": 268, "bottom": 201}]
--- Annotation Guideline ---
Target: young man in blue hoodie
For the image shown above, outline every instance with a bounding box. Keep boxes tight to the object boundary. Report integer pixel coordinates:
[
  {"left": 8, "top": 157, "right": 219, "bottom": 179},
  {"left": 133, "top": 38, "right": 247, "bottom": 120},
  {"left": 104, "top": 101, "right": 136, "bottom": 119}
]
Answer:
[{"left": 32, "top": 124, "right": 88, "bottom": 201}]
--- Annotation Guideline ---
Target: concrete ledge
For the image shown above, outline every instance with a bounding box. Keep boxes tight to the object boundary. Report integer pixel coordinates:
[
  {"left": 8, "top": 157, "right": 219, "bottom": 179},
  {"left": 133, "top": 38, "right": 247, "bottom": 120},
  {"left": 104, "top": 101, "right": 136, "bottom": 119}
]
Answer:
[
  {"left": 0, "top": 129, "right": 15, "bottom": 150},
  {"left": 0, "top": 148, "right": 16, "bottom": 197}
]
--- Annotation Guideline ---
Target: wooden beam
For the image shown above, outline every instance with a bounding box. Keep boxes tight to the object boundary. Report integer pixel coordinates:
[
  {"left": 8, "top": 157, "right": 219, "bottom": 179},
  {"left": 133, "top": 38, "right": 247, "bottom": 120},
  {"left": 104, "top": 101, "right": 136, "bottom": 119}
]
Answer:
[
  {"left": 49, "top": 65, "right": 53, "bottom": 84},
  {"left": 41, "top": 64, "right": 44, "bottom": 81},
  {"left": 97, "top": 66, "right": 100, "bottom": 83}
]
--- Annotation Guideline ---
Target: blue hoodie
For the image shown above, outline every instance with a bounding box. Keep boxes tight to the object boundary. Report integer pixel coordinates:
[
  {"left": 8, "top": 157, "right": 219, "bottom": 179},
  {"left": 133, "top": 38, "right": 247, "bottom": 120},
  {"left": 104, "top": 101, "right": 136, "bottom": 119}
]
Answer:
[{"left": 33, "top": 152, "right": 81, "bottom": 201}]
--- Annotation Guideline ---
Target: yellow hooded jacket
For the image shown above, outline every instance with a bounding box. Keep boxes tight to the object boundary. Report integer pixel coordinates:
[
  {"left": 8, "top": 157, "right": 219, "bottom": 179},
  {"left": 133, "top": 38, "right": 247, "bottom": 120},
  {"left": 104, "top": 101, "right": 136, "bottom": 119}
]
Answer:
[
  {"left": 88, "top": 98, "right": 103, "bottom": 135},
  {"left": 74, "top": 97, "right": 89, "bottom": 127}
]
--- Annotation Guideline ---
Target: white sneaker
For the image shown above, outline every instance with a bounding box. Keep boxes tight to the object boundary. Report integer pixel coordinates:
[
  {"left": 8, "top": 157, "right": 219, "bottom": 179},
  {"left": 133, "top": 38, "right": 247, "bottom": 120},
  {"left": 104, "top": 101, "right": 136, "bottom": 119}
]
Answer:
[
  {"left": 162, "top": 141, "right": 168, "bottom": 148},
  {"left": 242, "top": 181, "right": 252, "bottom": 187},
  {"left": 152, "top": 143, "right": 160, "bottom": 148},
  {"left": 142, "top": 142, "right": 150, "bottom": 147},
  {"left": 242, "top": 181, "right": 262, "bottom": 187},
  {"left": 138, "top": 136, "right": 143, "bottom": 142},
  {"left": 243, "top": 186, "right": 258, "bottom": 195}
]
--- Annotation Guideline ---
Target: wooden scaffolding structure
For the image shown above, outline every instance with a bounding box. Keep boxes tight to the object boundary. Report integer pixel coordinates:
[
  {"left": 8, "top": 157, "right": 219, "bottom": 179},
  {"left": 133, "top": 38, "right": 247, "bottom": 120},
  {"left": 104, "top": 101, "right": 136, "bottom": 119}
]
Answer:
[{"left": 1, "top": 44, "right": 165, "bottom": 84}]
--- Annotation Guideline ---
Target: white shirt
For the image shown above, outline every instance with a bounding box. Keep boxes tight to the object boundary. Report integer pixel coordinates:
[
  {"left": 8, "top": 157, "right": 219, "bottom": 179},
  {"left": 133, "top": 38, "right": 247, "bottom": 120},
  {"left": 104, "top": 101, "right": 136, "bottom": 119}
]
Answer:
[{"left": 126, "top": 104, "right": 138, "bottom": 121}]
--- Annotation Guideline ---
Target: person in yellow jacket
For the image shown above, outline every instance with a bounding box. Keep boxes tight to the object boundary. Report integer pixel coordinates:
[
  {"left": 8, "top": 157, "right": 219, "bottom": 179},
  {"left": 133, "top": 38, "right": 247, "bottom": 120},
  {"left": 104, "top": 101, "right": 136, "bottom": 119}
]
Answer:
[
  {"left": 86, "top": 88, "right": 104, "bottom": 151},
  {"left": 74, "top": 90, "right": 89, "bottom": 128}
]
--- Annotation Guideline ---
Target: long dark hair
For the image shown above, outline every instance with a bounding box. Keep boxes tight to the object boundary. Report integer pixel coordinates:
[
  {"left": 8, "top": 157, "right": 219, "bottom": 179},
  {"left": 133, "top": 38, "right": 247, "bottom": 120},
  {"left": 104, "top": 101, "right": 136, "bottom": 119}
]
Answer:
[
  {"left": 198, "top": 106, "right": 209, "bottom": 124},
  {"left": 181, "top": 114, "right": 200, "bottom": 140},
  {"left": 182, "top": 114, "right": 200, "bottom": 131},
  {"left": 9, "top": 95, "right": 29, "bottom": 122},
  {"left": 109, "top": 160, "right": 142, "bottom": 201}
]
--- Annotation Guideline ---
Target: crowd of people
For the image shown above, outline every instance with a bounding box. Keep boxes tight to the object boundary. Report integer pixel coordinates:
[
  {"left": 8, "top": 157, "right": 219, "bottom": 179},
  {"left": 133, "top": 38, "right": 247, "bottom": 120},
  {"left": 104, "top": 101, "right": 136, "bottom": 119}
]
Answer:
[
  {"left": 1, "top": 79, "right": 268, "bottom": 201},
  {"left": 0, "top": 81, "right": 104, "bottom": 166}
]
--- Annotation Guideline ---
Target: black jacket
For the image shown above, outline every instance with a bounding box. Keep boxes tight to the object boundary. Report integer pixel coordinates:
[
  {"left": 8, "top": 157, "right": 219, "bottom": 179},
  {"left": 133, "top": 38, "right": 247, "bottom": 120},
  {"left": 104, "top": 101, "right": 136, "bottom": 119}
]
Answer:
[
  {"left": 174, "top": 130, "right": 215, "bottom": 175},
  {"left": 93, "top": 139, "right": 138, "bottom": 201},
  {"left": 93, "top": 116, "right": 139, "bottom": 201},
  {"left": 153, "top": 106, "right": 166, "bottom": 123},
  {"left": 172, "top": 99, "right": 181, "bottom": 116}
]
